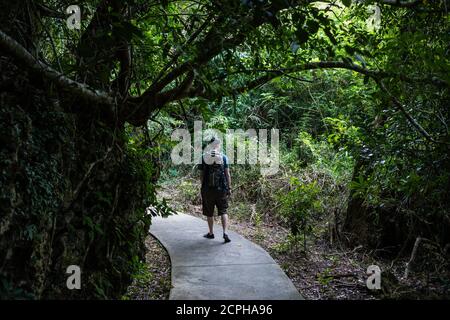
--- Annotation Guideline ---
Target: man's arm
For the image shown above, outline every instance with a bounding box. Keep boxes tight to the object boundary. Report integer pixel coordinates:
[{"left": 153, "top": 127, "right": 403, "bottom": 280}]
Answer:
[
  {"left": 225, "top": 168, "right": 231, "bottom": 195},
  {"left": 198, "top": 156, "right": 204, "bottom": 186}
]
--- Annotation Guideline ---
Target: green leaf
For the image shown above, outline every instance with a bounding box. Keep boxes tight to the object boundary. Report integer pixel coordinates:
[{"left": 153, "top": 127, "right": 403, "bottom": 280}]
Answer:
[
  {"left": 307, "top": 19, "right": 320, "bottom": 34},
  {"left": 324, "top": 28, "right": 338, "bottom": 45},
  {"left": 344, "top": 45, "right": 356, "bottom": 55},
  {"left": 342, "top": 0, "right": 352, "bottom": 7},
  {"left": 295, "top": 28, "right": 309, "bottom": 44},
  {"left": 364, "top": 75, "right": 370, "bottom": 84}
]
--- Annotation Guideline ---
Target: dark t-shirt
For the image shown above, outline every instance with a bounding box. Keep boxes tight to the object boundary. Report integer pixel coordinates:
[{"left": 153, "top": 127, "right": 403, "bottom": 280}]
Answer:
[{"left": 198, "top": 153, "right": 229, "bottom": 192}]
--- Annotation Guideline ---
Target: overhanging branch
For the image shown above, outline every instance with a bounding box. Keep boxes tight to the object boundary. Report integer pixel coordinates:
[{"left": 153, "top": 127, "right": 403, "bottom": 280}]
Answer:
[
  {"left": 378, "top": 0, "right": 421, "bottom": 7},
  {"left": 0, "top": 29, "right": 114, "bottom": 106},
  {"left": 136, "top": 0, "right": 304, "bottom": 103},
  {"left": 229, "top": 61, "right": 384, "bottom": 94},
  {"left": 122, "top": 72, "right": 195, "bottom": 126},
  {"left": 377, "top": 79, "right": 437, "bottom": 143}
]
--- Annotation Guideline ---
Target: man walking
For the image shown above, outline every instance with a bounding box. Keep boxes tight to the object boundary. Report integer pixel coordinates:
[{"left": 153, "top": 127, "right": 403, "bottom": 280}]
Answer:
[{"left": 198, "top": 137, "right": 232, "bottom": 243}]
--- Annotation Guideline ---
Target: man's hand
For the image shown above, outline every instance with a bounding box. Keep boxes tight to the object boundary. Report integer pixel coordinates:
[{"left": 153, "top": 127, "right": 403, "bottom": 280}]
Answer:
[{"left": 226, "top": 189, "right": 231, "bottom": 197}]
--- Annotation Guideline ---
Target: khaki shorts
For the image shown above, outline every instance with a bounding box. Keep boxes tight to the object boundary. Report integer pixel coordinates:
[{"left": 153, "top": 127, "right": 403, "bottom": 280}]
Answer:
[{"left": 201, "top": 189, "right": 229, "bottom": 217}]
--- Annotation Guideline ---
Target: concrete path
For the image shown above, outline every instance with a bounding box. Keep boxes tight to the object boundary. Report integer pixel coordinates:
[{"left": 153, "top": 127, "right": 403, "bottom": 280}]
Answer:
[{"left": 150, "top": 213, "right": 303, "bottom": 300}]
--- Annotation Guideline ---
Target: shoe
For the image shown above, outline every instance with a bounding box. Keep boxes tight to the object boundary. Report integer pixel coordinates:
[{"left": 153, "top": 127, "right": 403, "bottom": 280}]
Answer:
[
  {"left": 223, "top": 234, "right": 231, "bottom": 243},
  {"left": 203, "top": 233, "right": 214, "bottom": 239}
]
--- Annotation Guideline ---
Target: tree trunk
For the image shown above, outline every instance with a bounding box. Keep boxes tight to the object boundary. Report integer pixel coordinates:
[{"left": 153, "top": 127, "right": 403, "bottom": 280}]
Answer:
[
  {"left": 0, "top": 2, "right": 153, "bottom": 299},
  {"left": 342, "top": 158, "right": 373, "bottom": 247}
]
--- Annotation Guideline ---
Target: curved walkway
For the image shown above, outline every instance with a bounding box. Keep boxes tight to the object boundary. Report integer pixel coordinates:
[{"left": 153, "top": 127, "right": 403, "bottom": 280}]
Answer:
[{"left": 150, "top": 213, "right": 303, "bottom": 300}]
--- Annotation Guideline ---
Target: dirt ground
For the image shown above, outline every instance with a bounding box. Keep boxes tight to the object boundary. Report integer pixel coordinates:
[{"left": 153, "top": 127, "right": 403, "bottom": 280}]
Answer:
[{"left": 124, "top": 235, "right": 171, "bottom": 300}]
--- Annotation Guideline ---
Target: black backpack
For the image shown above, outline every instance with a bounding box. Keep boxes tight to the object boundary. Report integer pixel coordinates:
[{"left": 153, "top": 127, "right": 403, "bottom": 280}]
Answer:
[{"left": 204, "top": 153, "right": 226, "bottom": 190}]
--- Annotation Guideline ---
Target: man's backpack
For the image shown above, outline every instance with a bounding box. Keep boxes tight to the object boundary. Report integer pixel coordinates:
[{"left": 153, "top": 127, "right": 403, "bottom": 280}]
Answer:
[{"left": 205, "top": 152, "right": 226, "bottom": 190}]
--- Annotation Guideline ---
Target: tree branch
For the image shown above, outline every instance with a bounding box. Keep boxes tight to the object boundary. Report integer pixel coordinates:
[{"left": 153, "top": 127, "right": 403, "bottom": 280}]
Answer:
[
  {"left": 136, "top": 0, "right": 304, "bottom": 106},
  {"left": 36, "top": 3, "right": 65, "bottom": 19},
  {"left": 228, "top": 61, "right": 384, "bottom": 95},
  {"left": 378, "top": 0, "right": 422, "bottom": 8},
  {"left": 0, "top": 29, "right": 114, "bottom": 106},
  {"left": 122, "top": 72, "right": 195, "bottom": 126},
  {"left": 210, "top": 61, "right": 448, "bottom": 97},
  {"left": 377, "top": 79, "right": 437, "bottom": 143},
  {"left": 146, "top": 15, "right": 212, "bottom": 95},
  {"left": 174, "top": 61, "right": 447, "bottom": 145}
]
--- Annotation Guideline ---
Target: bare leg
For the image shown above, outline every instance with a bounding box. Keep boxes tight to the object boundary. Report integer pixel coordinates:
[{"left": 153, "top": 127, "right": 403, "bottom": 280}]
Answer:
[
  {"left": 221, "top": 214, "right": 228, "bottom": 234},
  {"left": 207, "top": 216, "right": 214, "bottom": 234}
]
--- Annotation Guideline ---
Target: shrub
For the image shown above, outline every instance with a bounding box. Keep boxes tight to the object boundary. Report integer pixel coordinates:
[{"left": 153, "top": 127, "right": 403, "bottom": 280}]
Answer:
[{"left": 277, "top": 178, "right": 322, "bottom": 250}]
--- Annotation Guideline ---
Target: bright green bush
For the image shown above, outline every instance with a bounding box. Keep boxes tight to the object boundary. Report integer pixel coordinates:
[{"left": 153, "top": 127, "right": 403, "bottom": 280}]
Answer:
[{"left": 277, "top": 178, "right": 321, "bottom": 240}]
